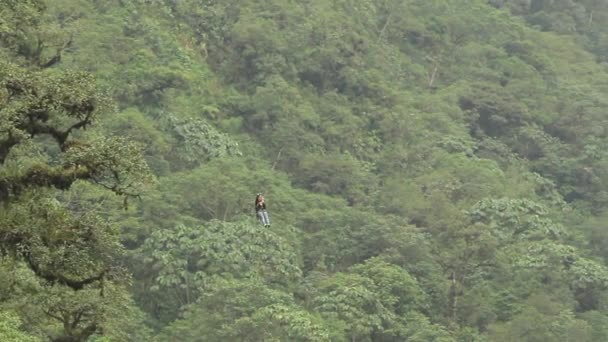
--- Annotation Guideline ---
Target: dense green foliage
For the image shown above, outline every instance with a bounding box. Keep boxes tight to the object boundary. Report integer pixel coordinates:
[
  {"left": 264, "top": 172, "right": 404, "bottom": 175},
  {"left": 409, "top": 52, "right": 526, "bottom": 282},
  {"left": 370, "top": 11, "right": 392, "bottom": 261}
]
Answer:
[{"left": 2, "top": 0, "right": 608, "bottom": 341}]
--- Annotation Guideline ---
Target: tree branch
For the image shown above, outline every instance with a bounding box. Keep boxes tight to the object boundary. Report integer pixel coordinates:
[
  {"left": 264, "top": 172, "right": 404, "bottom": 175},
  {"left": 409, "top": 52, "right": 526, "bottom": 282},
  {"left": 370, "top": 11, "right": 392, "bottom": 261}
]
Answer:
[
  {"left": 25, "top": 253, "right": 105, "bottom": 290},
  {"left": 425, "top": 55, "right": 441, "bottom": 89},
  {"left": 271, "top": 147, "right": 284, "bottom": 171},
  {"left": 0, "top": 110, "right": 94, "bottom": 165},
  {"left": 22, "top": 109, "right": 94, "bottom": 149},
  {"left": 377, "top": 12, "right": 393, "bottom": 43},
  {"left": 26, "top": 117, "right": 69, "bottom": 144},
  {"left": 51, "top": 323, "right": 98, "bottom": 342},
  {"left": 0, "top": 133, "right": 20, "bottom": 164},
  {"left": 0, "top": 165, "right": 91, "bottom": 202},
  {"left": 71, "top": 309, "right": 84, "bottom": 329},
  {"left": 43, "top": 310, "right": 65, "bottom": 323},
  {"left": 39, "top": 34, "right": 73, "bottom": 69},
  {"left": 78, "top": 323, "right": 99, "bottom": 341}
]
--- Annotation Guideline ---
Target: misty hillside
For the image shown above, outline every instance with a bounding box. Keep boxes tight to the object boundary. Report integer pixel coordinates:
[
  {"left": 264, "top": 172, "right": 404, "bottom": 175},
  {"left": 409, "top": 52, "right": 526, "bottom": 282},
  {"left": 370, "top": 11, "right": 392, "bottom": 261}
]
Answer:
[{"left": 2, "top": 0, "right": 608, "bottom": 341}]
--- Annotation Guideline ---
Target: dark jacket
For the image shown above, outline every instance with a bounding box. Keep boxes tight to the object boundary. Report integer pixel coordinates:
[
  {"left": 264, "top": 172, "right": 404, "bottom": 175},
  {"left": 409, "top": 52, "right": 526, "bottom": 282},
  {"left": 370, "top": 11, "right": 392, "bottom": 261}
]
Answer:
[{"left": 255, "top": 202, "right": 266, "bottom": 212}]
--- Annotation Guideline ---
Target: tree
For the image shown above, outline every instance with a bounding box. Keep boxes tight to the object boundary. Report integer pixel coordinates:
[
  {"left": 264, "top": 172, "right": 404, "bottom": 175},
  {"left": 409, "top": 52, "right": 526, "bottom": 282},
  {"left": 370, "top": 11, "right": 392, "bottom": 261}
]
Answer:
[
  {"left": 157, "top": 277, "right": 330, "bottom": 342},
  {"left": 311, "top": 258, "right": 434, "bottom": 341},
  {"left": 0, "top": 2, "right": 154, "bottom": 340},
  {"left": 140, "top": 220, "right": 301, "bottom": 324},
  {"left": 0, "top": 310, "right": 41, "bottom": 342}
]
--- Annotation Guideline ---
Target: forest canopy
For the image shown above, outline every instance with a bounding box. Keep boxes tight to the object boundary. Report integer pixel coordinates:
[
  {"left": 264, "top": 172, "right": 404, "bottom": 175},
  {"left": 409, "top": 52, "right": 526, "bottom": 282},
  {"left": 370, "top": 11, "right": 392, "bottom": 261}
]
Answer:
[{"left": 1, "top": 0, "right": 608, "bottom": 341}]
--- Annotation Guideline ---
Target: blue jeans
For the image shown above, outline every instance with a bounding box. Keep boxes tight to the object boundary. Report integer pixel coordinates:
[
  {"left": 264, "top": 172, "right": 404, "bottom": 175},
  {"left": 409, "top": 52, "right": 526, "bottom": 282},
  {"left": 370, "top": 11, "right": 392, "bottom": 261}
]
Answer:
[{"left": 257, "top": 210, "right": 270, "bottom": 225}]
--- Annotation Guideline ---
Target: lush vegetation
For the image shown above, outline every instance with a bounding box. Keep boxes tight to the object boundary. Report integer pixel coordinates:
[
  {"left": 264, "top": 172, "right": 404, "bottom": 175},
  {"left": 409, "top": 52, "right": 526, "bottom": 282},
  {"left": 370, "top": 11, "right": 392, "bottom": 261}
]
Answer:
[{"left": 2, "top": 0, "right": 608, "bottom": 341}]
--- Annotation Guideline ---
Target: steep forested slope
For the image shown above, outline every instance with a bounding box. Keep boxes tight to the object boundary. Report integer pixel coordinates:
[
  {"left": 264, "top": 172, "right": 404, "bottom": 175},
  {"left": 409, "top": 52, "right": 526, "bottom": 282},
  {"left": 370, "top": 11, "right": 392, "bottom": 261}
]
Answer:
[{"left": 2, "top": 0, "right": 608, "bottom": 341}]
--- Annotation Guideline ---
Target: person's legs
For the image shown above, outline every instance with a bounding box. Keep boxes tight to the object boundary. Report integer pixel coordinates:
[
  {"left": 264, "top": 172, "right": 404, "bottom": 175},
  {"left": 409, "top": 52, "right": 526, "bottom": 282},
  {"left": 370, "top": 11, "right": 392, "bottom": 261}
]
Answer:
[
  {"left": 262, "top": 210, "right": 270, "bottom": 226},
  {"left": 257, "top": 211, "right": 265, "bottom": 224}
]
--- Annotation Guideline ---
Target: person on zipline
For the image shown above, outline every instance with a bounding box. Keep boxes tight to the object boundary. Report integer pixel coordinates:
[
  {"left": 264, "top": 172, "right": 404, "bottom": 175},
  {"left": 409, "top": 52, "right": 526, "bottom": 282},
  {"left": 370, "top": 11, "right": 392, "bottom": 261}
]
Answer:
[{"left": 255, "top": 193, "right": 270, "bottom": 227}]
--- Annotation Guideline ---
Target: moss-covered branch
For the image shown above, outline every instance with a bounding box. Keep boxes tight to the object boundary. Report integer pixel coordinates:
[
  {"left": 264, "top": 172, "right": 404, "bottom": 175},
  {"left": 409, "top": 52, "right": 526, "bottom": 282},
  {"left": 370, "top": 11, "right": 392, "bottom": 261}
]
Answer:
[
  {"left": 0, "top": 165, "right": 91, "bottom": 202},
  {"left": 25, "top": 253, "right": 106, "bottom": 291}
]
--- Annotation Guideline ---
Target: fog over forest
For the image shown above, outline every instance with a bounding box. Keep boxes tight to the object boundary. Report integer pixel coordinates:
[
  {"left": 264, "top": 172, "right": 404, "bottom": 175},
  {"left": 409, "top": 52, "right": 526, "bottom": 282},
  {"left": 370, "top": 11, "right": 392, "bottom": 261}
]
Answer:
[{"left": 2, "top": 0, "right": 608, "bottom": 341}]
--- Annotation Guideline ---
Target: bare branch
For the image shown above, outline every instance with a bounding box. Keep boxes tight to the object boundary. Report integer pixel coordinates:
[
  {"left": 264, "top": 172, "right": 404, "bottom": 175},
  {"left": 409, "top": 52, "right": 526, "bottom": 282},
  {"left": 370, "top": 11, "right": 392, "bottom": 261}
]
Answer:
[
  {"left": 378, "top": 12, "right": 393, "bottom": 43},
  {"left": 271, "top": 147, "right": 284, "bottom": 171},
  {"left": 425, "top": 55, "right": 441, "bottom": 89}
]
